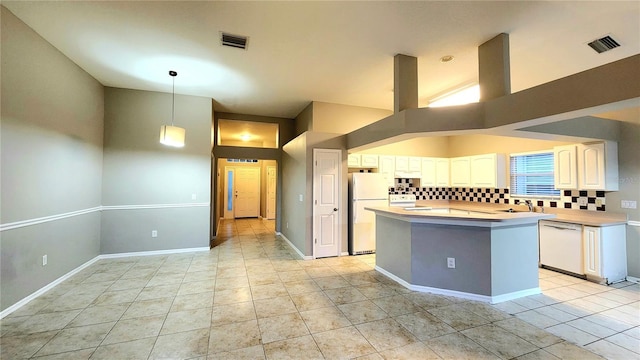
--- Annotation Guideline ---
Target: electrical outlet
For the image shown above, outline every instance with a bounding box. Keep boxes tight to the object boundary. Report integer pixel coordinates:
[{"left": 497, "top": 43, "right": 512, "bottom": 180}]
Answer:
[
  {"left": 191, "top": 193, "right": 197, "bottom": 200},
  {"left": 595, "top": 199, "right": 603, "bottom": 207},
  {"left": 578, "top": 197, "right": 588, "bottom": 206},
  {"left": 447, "top": 257, "right": 455, "bottom": 269},
  {"left": 42, "top": 255, "right": 48, "bottom": 266},
  {"left": 286, "top": 222, "right": 289, "bottom": 229},
  {"left": 152, "top": 230, "right": 158, "bottom": 238},
  {"left": 299, "top": 194, "right": 303, "bottom": 202}
]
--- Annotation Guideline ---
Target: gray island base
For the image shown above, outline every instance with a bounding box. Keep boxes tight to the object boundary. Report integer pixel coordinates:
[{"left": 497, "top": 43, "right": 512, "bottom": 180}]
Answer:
[{"left": 368, "top": 207, "right": 553, "bottom": 304}]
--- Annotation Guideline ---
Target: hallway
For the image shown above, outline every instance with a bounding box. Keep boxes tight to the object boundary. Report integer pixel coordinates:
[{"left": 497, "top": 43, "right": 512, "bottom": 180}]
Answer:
[{"left": 0, "top": 219, "right": 638, "bottom": 359}]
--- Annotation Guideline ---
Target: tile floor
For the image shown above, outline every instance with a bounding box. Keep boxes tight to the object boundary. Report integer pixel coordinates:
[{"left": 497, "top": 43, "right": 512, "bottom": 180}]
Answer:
[{"left": 1, "top": 218, "right": 638, "bottom": 359}]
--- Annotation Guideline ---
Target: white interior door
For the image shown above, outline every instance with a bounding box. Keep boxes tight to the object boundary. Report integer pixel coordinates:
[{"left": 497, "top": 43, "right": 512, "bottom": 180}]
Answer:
[
  {"left": 313, "top": 149, "right": 342, "bottom": 258},
  {"left": 235, "top": 167, "right": 260, "bottom": 218},
  {"left": 266, "top": 166, "right": 277, "bottom": 219}
]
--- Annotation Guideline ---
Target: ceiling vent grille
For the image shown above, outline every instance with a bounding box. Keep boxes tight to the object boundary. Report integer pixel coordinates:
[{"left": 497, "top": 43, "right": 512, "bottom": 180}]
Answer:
[
  {"left": 587, "top": 35, "right": 620, "bottom": 53},
  {"left": 221, "top": 32, "right": 248, "bottom": 50}
]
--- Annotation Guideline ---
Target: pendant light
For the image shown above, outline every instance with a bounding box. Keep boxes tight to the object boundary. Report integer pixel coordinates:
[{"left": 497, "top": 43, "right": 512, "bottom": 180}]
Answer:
[{"left": 160, "top": 70, "right": 186, "bottom": 147}]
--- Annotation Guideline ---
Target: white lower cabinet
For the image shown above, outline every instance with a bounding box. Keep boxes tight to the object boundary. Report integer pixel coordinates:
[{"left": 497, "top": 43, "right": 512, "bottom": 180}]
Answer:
[
  {"left": 582, "top": 225, "right": 627, "bottom": 284},
  {"left": 583, "top": 226, "right": 601, "bottom": 277}
]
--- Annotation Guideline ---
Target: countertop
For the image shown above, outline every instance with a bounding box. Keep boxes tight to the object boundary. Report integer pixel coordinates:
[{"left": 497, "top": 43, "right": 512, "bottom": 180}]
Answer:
[
  {"left": 367, "top": 200, "right": 628, "bottom": 227},
  {"left": 366, "top": 201, "right": 555, "bottom": 227}
]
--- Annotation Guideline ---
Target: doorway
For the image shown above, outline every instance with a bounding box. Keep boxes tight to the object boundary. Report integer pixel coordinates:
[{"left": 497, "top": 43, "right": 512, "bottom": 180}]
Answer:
[{"left": 217, "top": 158, "right": 277, "bottom": 222}]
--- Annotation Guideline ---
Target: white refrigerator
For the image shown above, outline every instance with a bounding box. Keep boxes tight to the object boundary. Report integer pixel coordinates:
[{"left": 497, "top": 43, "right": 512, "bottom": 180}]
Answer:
[{"left": 348, "top": 173, "right": 389, "bottom": 255}]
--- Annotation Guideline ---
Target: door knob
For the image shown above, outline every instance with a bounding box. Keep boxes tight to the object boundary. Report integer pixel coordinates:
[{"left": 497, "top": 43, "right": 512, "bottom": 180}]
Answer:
[{"left": 333, "top": 208, "right": 338, "bottom": 211}]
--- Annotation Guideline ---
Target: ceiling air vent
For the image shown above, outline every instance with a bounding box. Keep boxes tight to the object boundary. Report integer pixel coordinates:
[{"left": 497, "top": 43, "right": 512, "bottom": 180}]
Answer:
[
  {"left": 587, "top": 35, "right": 620, "bottom": 53},
  {"left": 221, "top": 32, "right": 248, "bottom": 50}
]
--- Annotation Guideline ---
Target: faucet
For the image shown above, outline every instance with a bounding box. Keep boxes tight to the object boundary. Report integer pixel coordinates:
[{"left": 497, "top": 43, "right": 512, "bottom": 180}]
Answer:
[{"left": 524, "top": 200, "right": 534, "bottom": 212}]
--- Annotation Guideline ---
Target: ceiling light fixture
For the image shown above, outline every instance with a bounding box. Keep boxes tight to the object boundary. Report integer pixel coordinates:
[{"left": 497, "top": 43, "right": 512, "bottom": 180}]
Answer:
[
  {"left": 440, "top": 55, "right": 454, "bottom": 63},
  {"left": 240, "top": 134, "right": 251, "bottom": 141},
  {"left": 428, "top": 84, "right": 480, "bottom": 107},
  {"left": 160, "top": 70, "right": 186, "bottom": 148}
]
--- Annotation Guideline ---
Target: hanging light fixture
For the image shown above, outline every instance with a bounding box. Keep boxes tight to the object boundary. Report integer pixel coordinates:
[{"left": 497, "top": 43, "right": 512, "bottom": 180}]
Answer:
[{"left": 160, "top": 70, "right": 186, "bottom": 147}]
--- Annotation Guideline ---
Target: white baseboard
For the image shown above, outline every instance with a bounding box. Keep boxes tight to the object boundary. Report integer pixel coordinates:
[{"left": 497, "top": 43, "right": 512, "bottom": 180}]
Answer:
[
  {"left": 375, "top": 265, "right": 540, "bottom": 304},
  {"left": 278, "top": 233, "right": 313, "bottom": 260},
  {"left": 99, "top": 247, "right": 210, "bottom": 259},
  {"left": 0, "top": 255, "right": 101, "bottom": 319},
  {"left": 341, "top": 252, "right": 350, "bottom": 256},
  {"left": 627, "top": 276, "right": 640, "bottom": 284},
  {"left": 1, "top": 247, "right": 210, "bottom": 319}
]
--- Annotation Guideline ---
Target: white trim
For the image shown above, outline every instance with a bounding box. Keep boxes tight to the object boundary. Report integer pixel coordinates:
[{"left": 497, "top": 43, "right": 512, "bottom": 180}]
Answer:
[
  {"left": 101, "top": 203, "right": 209, "bottom": 211},
  {"left": 509, "top": 149, "right": 553, "bottom": 157},
  {"left": 99, "top": 247, "right": 210, "bottom": 259},
  {"left": 0, "top": 255, "right": 101, "bottom": 319},
  {"left": 1, "top": 203, "right": 210, "bottom": 232},
  {"left": 340, "top": 252, "right": 350, "bottom": 256},
  {"left": 279, "top": 233, "right": 312, "bottom": 260},
  {"left": 0, "top": 206, "right": 102, "bottom": 232},
  {"left": 628, "top": 221, "right": 640, "bottom": 227},
  {"left": 375, "top": 265, "right": 541, "bottom": 304},
  {"left": 627, "top": 276, "right": 640, "bottom": 284},
  {"left": 0, "top": 246, "right": 211, "bottom": 319},
  {"left": 489, "top": 288, "right": 542, "bottom": 304}
]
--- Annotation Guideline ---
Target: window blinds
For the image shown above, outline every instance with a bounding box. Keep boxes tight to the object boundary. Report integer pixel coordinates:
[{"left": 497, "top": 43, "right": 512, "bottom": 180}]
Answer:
[{"left": 510, "top": 152, "right": 560, "bottom": 197}]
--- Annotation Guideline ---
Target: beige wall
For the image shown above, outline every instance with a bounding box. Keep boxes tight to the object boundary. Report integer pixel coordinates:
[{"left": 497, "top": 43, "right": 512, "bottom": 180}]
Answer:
[
  {"left": 307, "top": 102, "right": 392, "bottom": 135},
  {"left": 1, "top": 7, "right": 104, "bottom": 311},
  {"left": 446, "top": 134, "right": 570, "bottom": 157},
  {"left": 282, "top": 131, "right": 348, "bottom": 257},
  {"left": 101, "top": 87, "right": 212, "bottom": 254},
  {"left": 359, "top": 136, "right": 450, "bottom": 157}
]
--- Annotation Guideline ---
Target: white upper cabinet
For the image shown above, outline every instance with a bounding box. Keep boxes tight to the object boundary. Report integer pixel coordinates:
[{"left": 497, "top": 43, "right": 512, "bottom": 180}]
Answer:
[
  {"left": 360, "top": 154, "right": 379, "bottom": 168},
  {"left": 555, "top": 142, "right": 618, "bottom": 191},
  {"left": 348, "top": 154, "right": 379, "bottom": 168},
  {"left": 450, "top": 154, "right": 505, "bottom": 188},
  {"left": 450, "top": 157, "right": 471, "bottom": 187},
  {"left": 394, "top": 156, "right": 421, "bottom": 177},
  {"left": 554, "top": 145, "right": 578, "bottom": 189},
  {"left": 577, "top": 142, "right": 618, "bottom": 191},
  {"left": 408, "top": 157, "right": 422, "bottom": 172},
  {"left": 347, "top": 154, "right": 361, "bottom": 168},
  {"left": 420, "top": 158, "right": 437, "bottom": 187},
  {"left": 470, "top": 153, "right": 506, "bottom": 188},
  {"left": 378, "top": 155, "right": 396, "bottom": 187},
  {"left": 421, "top": 157, "right": 449, "bottom": 187},
  {"left": 395, "top": 156, "right": 409, "bottom": 172},
  {"left": 435, "top": 158, "right": 450, "bottom": 186}
]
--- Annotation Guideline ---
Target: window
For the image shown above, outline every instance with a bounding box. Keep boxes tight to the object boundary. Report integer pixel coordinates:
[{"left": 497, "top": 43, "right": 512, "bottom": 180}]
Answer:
[
  {"left": 217, "top": 119, "right": 279, "bottom": 149},
  {"left": 510, "top": 151, "right": 560, "bottom": 197}
]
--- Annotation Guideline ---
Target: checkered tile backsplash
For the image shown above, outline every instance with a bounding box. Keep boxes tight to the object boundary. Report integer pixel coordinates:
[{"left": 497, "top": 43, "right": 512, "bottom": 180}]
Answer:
[{"left": 389, "top": 179, "right": 607, "bottom": 212}]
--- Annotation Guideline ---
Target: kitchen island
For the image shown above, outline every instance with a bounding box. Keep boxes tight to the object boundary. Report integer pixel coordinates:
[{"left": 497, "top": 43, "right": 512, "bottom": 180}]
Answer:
[{"left": 366, "top": 202, "right": 555, "bottom": 303}]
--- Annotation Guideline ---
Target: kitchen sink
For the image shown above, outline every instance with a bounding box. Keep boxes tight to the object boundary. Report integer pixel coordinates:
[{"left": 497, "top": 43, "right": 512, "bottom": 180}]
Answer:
[{"left": 497, "top": 208, "right": 528, "bottom": 213}]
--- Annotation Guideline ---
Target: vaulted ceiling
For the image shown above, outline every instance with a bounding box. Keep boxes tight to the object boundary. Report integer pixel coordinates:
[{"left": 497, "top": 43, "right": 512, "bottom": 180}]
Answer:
[{"left": 4, "top": 1, "right": 639, "bottom": 120}]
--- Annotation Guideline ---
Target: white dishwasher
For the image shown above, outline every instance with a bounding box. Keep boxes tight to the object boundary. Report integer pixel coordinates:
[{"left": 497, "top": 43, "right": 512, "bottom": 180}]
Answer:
[{"left": 539, "top": 220, "right": 584, "bottom": 275}]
